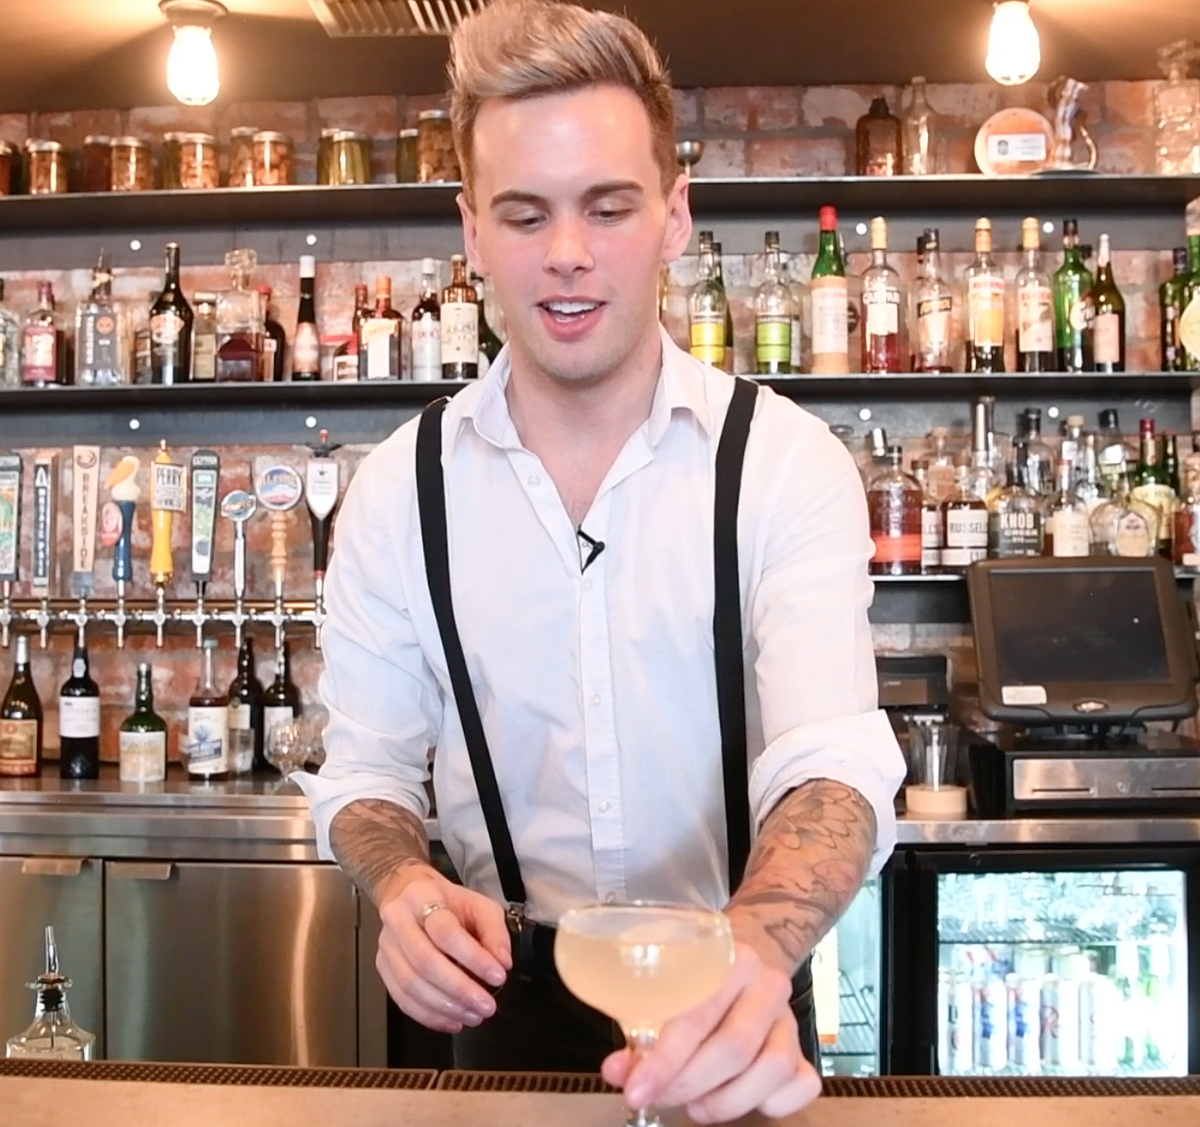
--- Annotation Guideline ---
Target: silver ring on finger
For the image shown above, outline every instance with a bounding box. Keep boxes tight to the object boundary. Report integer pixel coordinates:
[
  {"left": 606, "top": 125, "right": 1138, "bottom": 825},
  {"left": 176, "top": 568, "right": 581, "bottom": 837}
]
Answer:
[{"left": 418, "top": 899, "right": 449, "bottom": 930}]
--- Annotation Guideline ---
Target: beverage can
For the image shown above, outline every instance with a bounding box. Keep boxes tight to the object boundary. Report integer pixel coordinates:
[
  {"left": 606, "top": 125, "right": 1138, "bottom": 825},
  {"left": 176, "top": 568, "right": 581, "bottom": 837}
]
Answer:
[
  {"left": 951, "top": 976, "right": 974, "bottom": 1074},
  {"left": 1011, "top": 975, "right": 1040, "bottom": 1072},
  {"left": 1057, "top": 975, "right": 1081, "bottom": 1072},
  {"left": 938, "top": 969, "right": 953, "bottom": 1073},
  {"left": 1040, "top": 973, "right": 1061, "bottom": 1067},
  {"left": 1081, "top": 974, "right": 1122, "bottom": 1072},
  {"left": 975, "top": 976, "right": 1008, "bottom": 1071}
]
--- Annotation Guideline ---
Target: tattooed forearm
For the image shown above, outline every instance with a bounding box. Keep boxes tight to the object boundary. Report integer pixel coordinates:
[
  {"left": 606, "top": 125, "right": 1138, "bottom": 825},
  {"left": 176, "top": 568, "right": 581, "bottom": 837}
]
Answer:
[
  {"left": 726, "top": 779, "right": 877, "bottom": 975},
  {"left": 328, "top": 798, "right": 433, "bottom": 906}
]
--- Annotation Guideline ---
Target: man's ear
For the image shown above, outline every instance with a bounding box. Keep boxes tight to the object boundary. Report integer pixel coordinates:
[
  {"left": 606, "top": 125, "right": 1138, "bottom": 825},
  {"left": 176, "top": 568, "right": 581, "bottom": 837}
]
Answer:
[
  {"left": 661, "top": 172, "right": 693, "bottom": 265},
  {"left": 458, "top": 191, "right": 487, "bottom": 278}
]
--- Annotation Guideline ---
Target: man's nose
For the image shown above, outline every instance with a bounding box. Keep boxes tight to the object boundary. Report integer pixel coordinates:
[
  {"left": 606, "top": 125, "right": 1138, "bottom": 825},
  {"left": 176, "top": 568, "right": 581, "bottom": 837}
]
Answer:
[{"left": 543, "top": 215, "right": 594, "bottom": 275}]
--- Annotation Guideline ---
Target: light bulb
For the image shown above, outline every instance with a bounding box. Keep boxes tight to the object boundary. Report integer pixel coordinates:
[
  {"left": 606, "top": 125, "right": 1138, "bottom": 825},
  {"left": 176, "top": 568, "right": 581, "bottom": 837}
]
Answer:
[
  {"left": 985, "top": 1, "right": 1041, "bottom": 86},
  {"left": 167, "top": 25, "right": 220, "bottom": 106}
]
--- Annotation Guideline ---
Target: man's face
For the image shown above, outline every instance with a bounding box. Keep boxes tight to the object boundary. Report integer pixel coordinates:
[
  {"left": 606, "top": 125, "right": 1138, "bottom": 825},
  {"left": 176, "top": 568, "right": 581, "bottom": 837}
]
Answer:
[{"left": 460, "top": 85, "right": 691, "bottom": 389}]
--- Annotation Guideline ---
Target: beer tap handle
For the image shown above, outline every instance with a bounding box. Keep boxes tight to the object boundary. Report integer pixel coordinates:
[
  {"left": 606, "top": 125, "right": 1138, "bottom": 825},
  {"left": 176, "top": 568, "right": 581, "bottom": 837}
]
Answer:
[
  {"left": 36, "top": 597, "right": 51, "bottom": 649},
  {"left": 150, "top": 441, "right": 184, "bottom": 649},
  {"left": 0, "top": 582, "right": 12, "bottom": 649},
  {"left": 304, "top": 431, "right": 340, "bottom": 653},
  {"left": 114, "top": 580, "right": 127, "bottom": 649},
  {"left": 192, "top": 582, "right": 207, "bottom": 649},
  {"left": 255, "top": 463, "right": 303, "bottom": 651},
  {"left": 221, "top": 490, "right": 257, "bottom": 653}
]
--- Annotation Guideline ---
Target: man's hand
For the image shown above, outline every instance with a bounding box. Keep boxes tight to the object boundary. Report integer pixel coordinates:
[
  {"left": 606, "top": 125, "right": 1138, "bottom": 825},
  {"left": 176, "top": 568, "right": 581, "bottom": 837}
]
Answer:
[
  {"left": 374, "top": 863, "right": 513, "bottom": 1034},
  {"left": 600, "top": 941, "right": 820, "bottom": 1124}
]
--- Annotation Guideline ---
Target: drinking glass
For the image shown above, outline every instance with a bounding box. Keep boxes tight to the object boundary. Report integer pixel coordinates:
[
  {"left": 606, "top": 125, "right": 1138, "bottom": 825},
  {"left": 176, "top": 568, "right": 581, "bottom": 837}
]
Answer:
[
  {"left": 265, "top": 721, "right": 308, "bottom": 777},
  {"left": 555, "top": 902, "right": 735, "bottom": 1127}
]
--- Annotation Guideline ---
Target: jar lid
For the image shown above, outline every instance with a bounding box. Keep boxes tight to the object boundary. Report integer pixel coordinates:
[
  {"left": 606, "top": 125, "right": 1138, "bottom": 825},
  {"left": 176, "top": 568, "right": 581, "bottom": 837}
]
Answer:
[
  {"left": 398, "top": 128, "right": 419, "bottom": 138},
  {"left": 0, "top": 140, "right": 14, "bottom": 156},
  {"left": 326, "top": 129, "right": 370, "bottom": 142},
  {"left": 230, "top": 126, "right": 259, "bottom": 138},
  {"left": 24, "top": 139, "right": 64, "bottom": 152},
  {"left": 253, "top": 130, "right": 293, "bottom": 143},
  {"left": 83, "top": 134, "right": 112, "bottom": 146},
  {"left": 178, "top": 132, "right": 217, "bottom": 144},
  {"left": 111, "top": 136, "right": 151, "bottom": 149},
  {"left": 193, "top": 291, "right": 218, "bottom": 303},
  {"left": 418, "top": 109, "right": 450, "bottom": 121},
  {"left": 163, "top": 131, "right": 186, "bottom": 142},
  {"left": 319, "top": 127, "right": 342, "bottom": 138}
]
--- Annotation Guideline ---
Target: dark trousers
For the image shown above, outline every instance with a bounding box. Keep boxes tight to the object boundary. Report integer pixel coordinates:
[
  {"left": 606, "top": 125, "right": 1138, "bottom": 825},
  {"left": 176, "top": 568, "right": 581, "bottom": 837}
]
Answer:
[{"left": 453, "top": 923, "right": 820, "bottom": 1073}]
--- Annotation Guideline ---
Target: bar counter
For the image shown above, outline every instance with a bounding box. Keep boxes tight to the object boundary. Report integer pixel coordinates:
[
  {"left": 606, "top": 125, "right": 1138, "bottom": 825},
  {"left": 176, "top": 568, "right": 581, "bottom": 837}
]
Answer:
[{"left": 2, "top": 768, "right": 1199, "bottom": 860}]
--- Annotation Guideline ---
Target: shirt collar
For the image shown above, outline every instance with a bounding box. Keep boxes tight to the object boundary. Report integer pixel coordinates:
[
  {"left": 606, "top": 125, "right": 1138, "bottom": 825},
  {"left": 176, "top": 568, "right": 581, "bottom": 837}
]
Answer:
[{"left": 452, "top": 325, "right": 714, "bottom": 454}]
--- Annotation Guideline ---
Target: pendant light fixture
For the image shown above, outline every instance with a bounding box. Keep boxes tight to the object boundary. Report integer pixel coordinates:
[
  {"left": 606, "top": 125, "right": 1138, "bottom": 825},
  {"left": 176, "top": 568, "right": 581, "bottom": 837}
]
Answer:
[
  {"left": 159, "top": 0, "right": 228, "bottom": 106},
  {"left": 985, "top": 1, "right": 1041, "bottom": 86}
]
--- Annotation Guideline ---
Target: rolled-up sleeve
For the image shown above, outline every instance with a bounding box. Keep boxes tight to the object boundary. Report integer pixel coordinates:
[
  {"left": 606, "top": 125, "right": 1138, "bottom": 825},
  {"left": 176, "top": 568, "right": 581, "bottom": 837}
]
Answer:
[
  {"left": 745, "top": 408, "right": 905, "bottom": 873},
  {"left": 293, "top": 440, "right": 443, "bottom": 859}
]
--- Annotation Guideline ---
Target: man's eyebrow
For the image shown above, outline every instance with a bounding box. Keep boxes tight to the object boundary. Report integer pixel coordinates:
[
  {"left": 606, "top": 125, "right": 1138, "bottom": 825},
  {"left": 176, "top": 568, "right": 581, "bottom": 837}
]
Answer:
[{"left": 488, "top": 181, "right": 646, "bottom": 210}]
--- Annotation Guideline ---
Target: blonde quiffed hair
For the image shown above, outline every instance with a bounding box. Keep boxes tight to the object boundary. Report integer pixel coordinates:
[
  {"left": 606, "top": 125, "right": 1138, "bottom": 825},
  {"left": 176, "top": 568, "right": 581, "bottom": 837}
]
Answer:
[{"left": 448, "top": 0, "right": 677, "bottom": 206}]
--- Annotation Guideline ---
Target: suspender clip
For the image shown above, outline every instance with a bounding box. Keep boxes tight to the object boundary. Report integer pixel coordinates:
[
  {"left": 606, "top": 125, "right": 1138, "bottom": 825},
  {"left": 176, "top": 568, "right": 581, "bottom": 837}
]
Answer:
[{"left": 505, "top": 902, "right": 536, "bottom": 982}]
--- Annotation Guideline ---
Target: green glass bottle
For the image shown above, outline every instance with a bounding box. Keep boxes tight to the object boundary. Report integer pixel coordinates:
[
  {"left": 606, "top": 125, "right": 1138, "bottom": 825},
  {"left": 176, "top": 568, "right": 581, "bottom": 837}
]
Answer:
[
  {"left": 712, "top": 241, "right": 734, "bottom": 373},
  {"left": 1180, "top": 230, "right": 1200, "bottom": 372},
  {"left": 118, "top": 662, "right": 168, "bottom": 783},
  {"left": 1161, "top": 248, "right": 1190, "bottom": 372},
  {"left": 1088, "top": 233, "right": 1126, "bottom": 374},
  {"left": 1053, "top": 219, "right": 1093, "bottom": 373},
  {"left": 1131, "top": 418, "right": 1175, "bottom": 558},
  {"left": 810, "top": 206, "right": 849, "bottom": 374},
  {"left": 471, "top": 271, "right": 504, "bottom": 376}
]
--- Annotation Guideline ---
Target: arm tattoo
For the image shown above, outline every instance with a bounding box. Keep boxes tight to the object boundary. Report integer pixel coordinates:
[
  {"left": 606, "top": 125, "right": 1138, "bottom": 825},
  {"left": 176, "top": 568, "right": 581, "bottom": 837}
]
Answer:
[
  {"left": 328, "top": 799, "right": 432, "bottom": 906},
  {"left": 726, "top": 779, "right": 877, "bottom": 975}
]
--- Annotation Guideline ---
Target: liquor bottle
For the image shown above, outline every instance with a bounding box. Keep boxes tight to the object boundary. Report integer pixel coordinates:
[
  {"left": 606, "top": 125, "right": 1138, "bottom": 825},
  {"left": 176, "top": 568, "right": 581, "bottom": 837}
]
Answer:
[
  {"left": 0, "top": 635, "right": 42, "bottom": 777},
  {"left": 866, "top": 445, "right": 922, "bottom": 576},
  {"left": 215, "top": 248, "right": 263, "bottom": 383},
  {"left": 1017, "top": 407, "right": 1055, "bottom": 496},
  {"left": 22, "top": 282, "right": 65, "bottom": 388},
  {"left": 1163, "top": 433, "right": 1182, "bottom": 497},
  {"left": 191, "top": 291, "right": 218, "bottom": 383},
  {"left": 939, "top": 460, "right": 988, "bottom": 573},
  {"left": 255, "top": 286, "right": 286, "bottom": 382},
  {"left": 263, "top": 641, "right": 301, "bottom": 752},
  {"left": 333, "top": 283, "right": 370, "bottom": 382},
  {"left": 186, "top": 637, "right": 229, "bottom": 781},
  {"left": 912, "top": 227, "right": 953, "bottom": 373},
  {"left": 1180, "top": 227, "right": 1200, "bottom": 371},
  {"left": 226, "top": 635, "right": 264, "bottom": 776},
  {"left": 754, "top": 231, "right": 794, "bottom": 374},
  {"left": 1088, "top": 233, "right": 1126, "bottom": 373},
  {"left": 964, "top": 218, "right": 1005, "bottom": 373},
  {"left": 150, "top": 242, "right": 194, "bottom": 385},
  {"left": 58, "top": 626, "right": 100, "bottom": 781},
  {"left": 860, "top": 216, "right": 902, "bottom": 374},
  {"left": 133, "top": 289, "right": 156, "bottom": 385},
  {"left": 1131, "top": 418, "right": 1175, "bottom": 558},
  {"left": 811, "top": 207, "right": 850, "bottom": 375},
  {"left": 689, "top": 235, "right": 727, "bottom": 368},
  {"left": 5, "top": 927, "right": 96, "bottom": 1062},
  {"left": 1044, "top": 458, "right": 1090, "bottom": 558},
  {"left": 408, "top": 258, "right": 441, "bottom": 382},
  {"left": 358, "top": 275, "right": 404, "bottom": 381},
  {"left": 855, "top": 96, "right": 902, "bottom": 176},
  {"left": 1015, "top": 217, "right": 1055, "bottom": 372},
  {"left": 118, "top": 662, "right": 167, "bottom": 784},
  {"left": 473, "top": 271, "right": 504, "bottom": 375},
  {"left": 712, "top": 242, "right": 734, "bottom": 371},
  {"left": 968, "top": 398, "right": 1000, "bottom": 502},
  {"left": 1097, "top": 408, "right": 1129, "bottom": 495},
  {"left": 291, "top": 255, "right": 321, "bottom": 383},
  {"left": 785, "top": 252, "right": 805, "bottom": 373},
  {"left": 1053, "top": 219, "right": 1094, "bottom": 373},
  {"left": 910, "top": 458, "right": 942, "bottom": 574},
  {"left": 1059, "top": 413, "right": 1086, "bottom": 478},
  {"left": 440, "top": 255, "right": 479, "bottom": 380},
  {"left": 1174, "top": 434, "right": 1200, "bottom": 567},
  {"left": 74, "top": 254, "right": 127, "bottom": 386},
  {"left": 987, "top": 454, "right": 1044, "bottom": 558},
  {"left": 0, "top": 279, "right": 20, "bottom": 388},
  {"left": 924, "top": 426, "right": 958, "bottom": 504},
  {"left": 901, "top": 76, "right": 941, "bottom": 176},
  {"left": 1161, "top": 248, "right": 1190, "bottom": 372},
  {"left": 1154, "top": 41, "right": 1200, "bottom": 175},
  {"left": 1074, "top": 433, "right": 1106, "bottom": 514},
  {"left": 1090, "top": 472, "right": 1156, "bottom": 558}
]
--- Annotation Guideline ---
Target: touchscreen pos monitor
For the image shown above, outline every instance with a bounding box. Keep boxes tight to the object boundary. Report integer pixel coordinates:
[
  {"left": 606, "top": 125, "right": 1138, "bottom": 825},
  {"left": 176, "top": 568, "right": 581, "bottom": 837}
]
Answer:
[{"left": 967, "top": 556, "right": 1198, "bottom": 727}]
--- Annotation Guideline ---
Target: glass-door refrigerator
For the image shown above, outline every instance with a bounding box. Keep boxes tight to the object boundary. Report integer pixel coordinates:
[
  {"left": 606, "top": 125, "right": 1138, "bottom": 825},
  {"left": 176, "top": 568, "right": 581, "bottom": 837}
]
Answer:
[{"left": 887, "top": 848, "right": 1200, "bottom": 1077}]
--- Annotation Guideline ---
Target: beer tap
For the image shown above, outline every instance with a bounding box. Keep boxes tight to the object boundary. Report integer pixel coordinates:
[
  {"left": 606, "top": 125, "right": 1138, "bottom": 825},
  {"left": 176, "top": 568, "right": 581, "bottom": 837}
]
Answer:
[
  {"left": 104, "top": 455, "right": 140, "bottom": 649},
  {"left": 189, "top": 450, "right": 220, "bottom": 648},
  {"left": 305, "top": 429, "right": 341, "bottom": 649},
  {"left": 70, "top": 446, "right": 101, "bottom": 635},
  {"left": 31, "top": 455, "right": 57, "bottom": 649},
  {"left": 254, "top": 462, "right": 303, "bottom": 651},
  {"left": 0, "top": 452, "right": 22, "bottom": 648},
  {"left": 220, "top": 490, "right": 257, "bottom": 650},
  {"left": 149, "top": 440, "right": 186, "bottom": 647}
]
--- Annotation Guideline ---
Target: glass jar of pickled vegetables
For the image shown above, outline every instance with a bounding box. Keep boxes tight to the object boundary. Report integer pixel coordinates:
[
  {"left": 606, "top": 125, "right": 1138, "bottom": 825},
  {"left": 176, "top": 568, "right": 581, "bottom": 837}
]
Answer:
[
  {"left": 82, "top": 135, "right": 112, "bottom": 193},
  {"left": 417, "top": 110, "right": 459, "bottom": 182},
  {"left": 163, "top": 132, "right": 219, "bottom": 190},
  {"left": 396, "top": 128, "right": 419, "bottom": 183},
  {"left": 110, "top": 137, "right": 153, "bottom": 192},
  {"left": 229, "top": 126, "right": 257, "bottom": 188},
  {"left": 319, "top": 130, "right": 372, "bottom": 185},
  {"left": 0, "top": 141, "right": 14, "bottom": 196},
  {"left": 25, "top": 140, "right": 68, "bottom": 195},
  {"left": 252, "top": 131, "right": 293, "bottom": 186}
]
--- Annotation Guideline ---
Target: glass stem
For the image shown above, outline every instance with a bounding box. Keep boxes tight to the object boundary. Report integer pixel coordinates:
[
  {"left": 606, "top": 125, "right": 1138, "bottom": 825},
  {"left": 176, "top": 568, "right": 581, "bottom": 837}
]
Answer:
[{"left": 625, "top": 1028, "right": 660, "bottom": 1127}]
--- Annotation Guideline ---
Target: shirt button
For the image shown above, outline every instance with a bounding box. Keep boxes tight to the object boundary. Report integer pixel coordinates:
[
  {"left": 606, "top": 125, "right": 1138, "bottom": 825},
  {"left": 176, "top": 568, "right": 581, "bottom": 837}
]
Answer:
[
  {"left": 591, "top": 693, "right": 601, "bottom": 706},
  {"left": 598, "top": 800, "right": 611, "bottom": 814},
  {"left": 528, "top": 473, "right": 541, "bottom": 486},
  {"left": 605, "top": 892, "right": 617, "bottom": 905}
]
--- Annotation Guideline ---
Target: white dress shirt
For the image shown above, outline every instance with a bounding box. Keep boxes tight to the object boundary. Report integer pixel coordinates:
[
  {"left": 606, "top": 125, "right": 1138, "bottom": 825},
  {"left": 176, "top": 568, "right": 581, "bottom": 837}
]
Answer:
[{"left": 297, "top": 329, "right": 905, "bottom": 926}]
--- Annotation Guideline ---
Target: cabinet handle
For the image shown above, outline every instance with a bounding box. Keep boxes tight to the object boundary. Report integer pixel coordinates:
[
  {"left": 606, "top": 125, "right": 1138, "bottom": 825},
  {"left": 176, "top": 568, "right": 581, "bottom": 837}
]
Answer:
[
  {"left": 21, "top": 858, "right": 85, "bottom": 877},
  {"left": 108, "top": 862, "right": 175, "bottom": 881}
]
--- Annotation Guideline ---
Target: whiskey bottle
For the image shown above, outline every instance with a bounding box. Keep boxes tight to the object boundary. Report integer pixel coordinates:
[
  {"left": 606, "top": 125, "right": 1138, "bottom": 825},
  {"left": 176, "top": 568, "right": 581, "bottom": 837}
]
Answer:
[
  {"left": 0, "top": 635, "right": 42, "bottom": 778},
  {"left": 1053, "top": 219, "right": 1094, "bottom": 373},
  {"left": 1088, "top": 233, "right": 1126, "bottom": 373},
  {"left": 987, "top": 455, "right": 1044, "bottom": 559},
  {"left": 754, "top": 231, "right": 794, "bottom": 374},
  {"left": 1090, "top": 472, "right": 1156, "bottom": 558},
  {"left": 810, "top": 207, "right": 849, "bottom": 374},
  {"left": 118, "top": 662, "right": 167, "bottom": 784},
  {"left": 22, "top": 282, "right": 65, "bottom": 388},
  {"left": 359, "top": 275, "right": 404, "bottom": 381},
  {"left": 440, "top": 254, "right": 479, "bottom": 380},
  {"left": 860, "top": 216, "right": 902, "bottom": 374},
  {"left": 215, "top": 248, "right": 263, "bottom": 384},
  {"left": 912, "top": 228, "right": 953, "bottom": 373},
  {"left": 1015, "top": 217, "right": 1055, "bottom": 372},
  {"left": 291, "top": 255, "right": 321, "bottom": 383},
  {"left": 410, "top": 258, "right": 441, "bottom": 382},
  {"left": 150, "top": 242, "right": 194, "bottom": 385},
  {"left": 910, "top": 458, "right": 942, "bottom": 574},
  {"left": 333, "top": 284, "right": 369, "bottom": 382},
  {"left": 75, "top": 254, "right": 127, "bottom": 386},
  {"left": 1044, "top": 458, "right": 1090, "bottom": 557},
  {"left": 1017, "top": 407, "right": 1055, "bottom": 496},
  {"left": 964, "top": 218, "right": 1005, "bottom": 373},
  {"left": 263, "top": 641, "right": 301, "bottom": 756},
  {"left": 58, "top": 627, "right": 100, "bottom": 781},
  {"left": 689, "top": 234, "right": 727, "bottom": 368},
  {"left": 867, "top": 446, "right": 922, "bottom": 576},
  {"left": 855, "top": 96, "right": 902, "bottom": 176},
  {"left": 186, "top": 638, "right": 229, "bottom": 781},
  {"left": 939, "top": 460, "right": 988, "bottom": 573},
  {"left": 1097, "top": 408, "right": 1129, "bottom": 495},
  {"left": 257, "top": 286, "right": 286, "bottom": 382},
  {"left": 1161, "top": 248, "right": 1190, "bottom": 372},
  {"left": 1131, "top": 418, "right": 1176, "bottom": 558},
  {"left": 226, "top": 635, "right": 264, "bottom": 775}
]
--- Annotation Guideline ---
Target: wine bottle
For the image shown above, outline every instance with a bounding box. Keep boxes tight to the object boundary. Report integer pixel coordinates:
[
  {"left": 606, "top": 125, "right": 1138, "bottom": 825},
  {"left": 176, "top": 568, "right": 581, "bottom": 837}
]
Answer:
[
  {"left": 1015, "top": 217, "right": 1055, "bottom": 372},
  {"left": 262, "top": 641, "right": 300, "bottom": 756},
  {"left": 291, "top": 255, "right": 321, "bottom": 382},
  {"left": 1053, "top": 219, "right": 1093, "bottom": 373},
  {"left": 1089, "top": 233, "right": 1126, "bottom": 373},
  {"left": 0, "top": 635, "right": 42, "bottom": 777},
  {"left": 810, "top": 207, "right": 849, "bottom": 375},
  {"left": 119, "top": 662, "right": 168, "bottom": 784},
  {"left": 964, "top": 218, "right": 1005, "bottom": 373},
  {"left": 227, "top": 635, "right": 265, "bottom": 775},
  {"left": 257, "top": 285, "right": 286, "bottom": 382},
  {"left": 150, "top": 242, "right": 194, "bottom": 385},
  {"left": 411, "top": 259, "right": 441, "bottom": 382},
  {"left": 58, "top": 627, "right": 100, "bottom": 780},
  {"left": 441, "top": 255, "right": 479, "bottom": 379},
  {"left": 186, "top": 638, "right": 229, "bottom": 781}
]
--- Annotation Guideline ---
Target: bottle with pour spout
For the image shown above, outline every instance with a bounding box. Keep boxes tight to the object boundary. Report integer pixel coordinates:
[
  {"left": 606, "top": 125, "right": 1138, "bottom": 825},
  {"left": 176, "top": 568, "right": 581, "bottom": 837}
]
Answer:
[{"left": 6, "top": 927, "right": 96, "bottom": 1060}]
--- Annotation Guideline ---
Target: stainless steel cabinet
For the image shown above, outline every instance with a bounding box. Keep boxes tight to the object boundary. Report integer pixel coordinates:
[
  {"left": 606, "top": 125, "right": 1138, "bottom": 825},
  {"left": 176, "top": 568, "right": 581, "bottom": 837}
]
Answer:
[
  {"left": 104, "top": 861, "right": 358, "bottom": 1066},
  {"left": 0, "top": 857, "right": 103, "bottom": 1054}
]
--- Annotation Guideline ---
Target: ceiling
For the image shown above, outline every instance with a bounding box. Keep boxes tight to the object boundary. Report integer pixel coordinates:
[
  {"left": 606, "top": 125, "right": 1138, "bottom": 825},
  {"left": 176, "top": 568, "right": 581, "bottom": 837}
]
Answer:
[{"left": 1, "top": 0, "right": 1198, "bottom": 112}]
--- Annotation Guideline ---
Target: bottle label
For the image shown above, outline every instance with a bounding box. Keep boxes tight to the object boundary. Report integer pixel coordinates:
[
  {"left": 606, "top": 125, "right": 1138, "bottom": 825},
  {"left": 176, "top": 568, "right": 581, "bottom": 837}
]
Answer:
[
  {"left": 0, "top": 718, "right": 38, "bottom": 773},
  {"left": 989, "top": 510, "right": 1042, "bottom": 557},
  {"left": 917, "top": 295, "right": 952, "bottom": 349},
  {"left": 921, "top": 508, "right": 942, "bottom": 569},
  {"left": 945, "top": 508, "right": 988, "bottom": 547},
  {"left": 810, "top": 277, "right": 849, "bottom": 365},
  {"left": 1131, "top": 483, "right": 1174, "bottom": 543},
  {"left": 870, "top": 531, "right": 921, "bottom": 565},
  {"left": 293, "top": 323, "right": 320, "bottom": 374},
  {"left": 79, "top": 308, "right": 122, "bottom": 377},
  {"left": 59, "top": 695, "right": 101, "bottom": 739},
  {"left": 150, "top": 311, "right": 183, "bottom": 345},
  {"left": 1093, "top": 311, "right": 1121, "bottom": 365},
  {"left": 1069, "top": 298, "right": 1091, "bottom": 332},
  {"left": 1048, "top": 510, "right": 1090, "bottom": 557},
  {"left": 412, "top": 315, "right": 441, "bottom": 380},
  {"left": 333, "top": 352, "right": 358, "bottom": 382},
  {"left": 1180, "top": 296, "right": 1200, "bottom": 359},
  {"left": 186, "top": 705, "right": 228, "bottom": 770},
  {"left": 192, "top": 333, "right": 217, "bottom": 381},
  {"left": 22, "top": 326, "right": 57, "bottom": 383},
  {"left": 690, "top": 315, "right": 726, "bottom": 365},
  {"left": 228, "top": 701, "right": 252, "bottom": 731},
  {"left": 264, "top": 704, "right": 296, "bottom": 742},
  {"left": 968, "top": 276, "right": 1004, "bottom": 347},
  {"left": 119, "top": 730, "right": 167, "bottom": 783},
  {"left": 1114, "top": 510, "right": 1152, "bottom": 558},
  {"left": 1018, "top": 286, "right": 1054, "bottom": 353},
  {"left": 863, "top": 284, "right": 900, "bottom": 338},
  {"left": 361, "top": 316, "right": 399, "bottom": 380},
  {"left": 755, "top": 316, "right": 791, "bottom": 364},
  {"left": 441, "top": 302, "right": 479, "bottom": 366}
]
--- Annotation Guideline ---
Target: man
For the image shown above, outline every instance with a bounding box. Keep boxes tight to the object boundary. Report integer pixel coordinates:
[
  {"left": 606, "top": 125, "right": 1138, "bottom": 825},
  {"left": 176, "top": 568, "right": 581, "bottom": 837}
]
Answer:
[{"left": 297, "top": 0, "right": 904, "bottom": 1120}]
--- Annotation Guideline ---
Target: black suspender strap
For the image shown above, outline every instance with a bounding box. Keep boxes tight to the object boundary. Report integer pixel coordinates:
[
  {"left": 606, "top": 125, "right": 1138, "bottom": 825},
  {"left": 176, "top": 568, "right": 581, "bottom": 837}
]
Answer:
[
  {"left": 713, "top": 377, "right": 758, "bottom": 890},
  {"left": 415, "top": 399, "right": 527, "bottom": 909}
]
